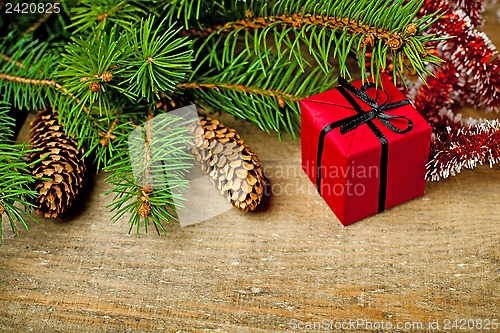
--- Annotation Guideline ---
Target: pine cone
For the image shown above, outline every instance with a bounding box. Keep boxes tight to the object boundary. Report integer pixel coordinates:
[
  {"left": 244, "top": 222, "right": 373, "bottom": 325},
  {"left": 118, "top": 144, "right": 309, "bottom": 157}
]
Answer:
[
  {"left": 191, "top": 117, "right": 265, "bottom": 212},
  {"left": 28, "top": 109, "right": 86, "bottom": 218}
]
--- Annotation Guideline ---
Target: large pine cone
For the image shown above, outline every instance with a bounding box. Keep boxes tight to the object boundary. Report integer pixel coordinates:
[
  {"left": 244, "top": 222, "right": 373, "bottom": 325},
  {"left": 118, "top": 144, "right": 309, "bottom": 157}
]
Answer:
[
  {"left": 191, "top": 117, "right": 265, "bottom": 212},
  {"left": 28, "top": 109, "right": 85, "bottom": 218}
]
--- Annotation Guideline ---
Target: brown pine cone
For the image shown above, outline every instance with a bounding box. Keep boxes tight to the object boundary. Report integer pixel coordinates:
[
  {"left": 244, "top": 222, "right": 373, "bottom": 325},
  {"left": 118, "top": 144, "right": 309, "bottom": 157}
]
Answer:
[
  {"left": 28, "top": 108, "right": 86, "bottom": 218},
  {"left": 191, "top": 117, "right": 265, "bottom": 212}
]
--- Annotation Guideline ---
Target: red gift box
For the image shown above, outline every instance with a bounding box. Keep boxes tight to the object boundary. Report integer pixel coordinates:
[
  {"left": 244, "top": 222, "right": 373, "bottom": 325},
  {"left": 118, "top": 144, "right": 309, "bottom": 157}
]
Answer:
[{"left": 301, "top": 76, "right": 432, "bottom": 225}]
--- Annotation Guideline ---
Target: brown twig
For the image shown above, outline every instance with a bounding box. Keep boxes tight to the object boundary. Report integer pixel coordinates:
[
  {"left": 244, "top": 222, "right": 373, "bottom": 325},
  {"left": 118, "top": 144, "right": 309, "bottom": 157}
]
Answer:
[
  {"left": 97, "top": 3, "right": 126, "bottom": 21},
  {"left": 0, "top": 73, "right": 88, "bottom": 113},
  {"left": 181, "top": 13, "right": 413, "bottom": 49},
  {"left": 177, "top": 82, "right": 299, "bottom": 107},
  {"left": 0, "top": 53, "right": 26, "bottom": 69},
  {"left": 0, "top": 73, "right": 65, "bottom": 91},
  {"left": 179, "top": 27, "right": 220, "bottom": 38},
  {"left": 137, "top": 113, "right": 155, "bottom": 217},
  {"left": 99, "top": 118, "right": 118, "bottom": 147},
  {"left": 21, "top": 12, "right": 52, "bottom": 36},
  {"left": 138, "top": 188, "right": 151, "bottom": 217}
]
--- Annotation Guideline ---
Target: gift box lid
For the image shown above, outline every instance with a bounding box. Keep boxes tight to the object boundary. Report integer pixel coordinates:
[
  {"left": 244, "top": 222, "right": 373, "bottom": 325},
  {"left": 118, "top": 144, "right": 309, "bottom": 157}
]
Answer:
[{"left": 301, "top": 76, "right": 431, "bottom": 158}]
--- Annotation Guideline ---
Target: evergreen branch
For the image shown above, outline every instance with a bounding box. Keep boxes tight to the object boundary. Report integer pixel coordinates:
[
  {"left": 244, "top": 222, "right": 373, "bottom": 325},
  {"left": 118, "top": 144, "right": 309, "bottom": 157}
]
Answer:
[
  {"left": 216, "top": 13, "right": 412, "bottom": 44},
  {"left": 183, "top": 50, "right": 338, "bottom": 135},
  {"left": 0, "top": 66, "right": 113, "bottom": 170},
  {"left": 0, "top": 73, "right": 63, "bottom": 90},
  {"left": 121, "top": 15, "right": 193, "bottom": 102},
  {"left": 54, "top": 26, "right": 133, "bottom": 161},
  {"left": 0, "top": 105, "right": 38, "bottom": 245},
  {"left": 0, "top": 107, "right": 15, "bottom": 142},
  {"left": 0, "top": 73, "right": 88, "bottom": 113},
  {"left": 66, "top": 0, "right": 147, "bottom": 33},
  {"left": 181, "top": 12, "right": 411, "bottom": 40},
  {"left": 177, "top": 82, "right": 301, "bottom": 106},
  {"left": 0, "top": 53, "right": 26, "bottom": 69},
  {"left": 104, "top": 112, "right": 194, "bottom": 234},
  {"left": 99, "top": 118, "right": 118, "bottom": 147},
  {"left": 54, "top": 19, "right": 193, "bottom": 169},
  {"left": 194, "top": 0, "right": 443, "bottom": 82},
  {"left": 179, "top": 27, "right": 218, "bottom": 38},
  {"left": 0, "top": 148, "right": 38, "bottom": 245},
  {"left": 0, "top": 70, "right": 117, "bottom": 167},
  {"left": 162, "top": 0, "right": 229, "bottom": 30},
  {"left": 56, "top": 26, "right": 127, "bottom": 116},
  {"left": 0, "top": 36, "right": 60, "bottom": 110},
  {"left": 96, "top": 2, "right": 127, "bottom": 21},
  {"left": 88, "top": 110, "right": 138, "bottom": 170}
]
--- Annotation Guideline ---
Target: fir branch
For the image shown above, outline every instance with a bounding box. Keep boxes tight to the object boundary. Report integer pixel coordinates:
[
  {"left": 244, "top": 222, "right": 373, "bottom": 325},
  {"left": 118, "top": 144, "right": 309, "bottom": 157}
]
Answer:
[
  {"left": 96, "top": 2, "right": 126, "bottom": 21},
  {"left": 56, "top": 26, "right": 128, "bottom": 116},
  {"left": 0, "top": 62, "right": 113, "bottom": 170},
  {"left": 0, "top": 147, "right": 38, "bottom": 245},
  {"left": 0, "top": 105, "right": 38, "bottom": 245},
  {"left": 179, "top": 27, "right": 218, "bottom": 38},
  {"left": 121, "top": 16, "right": 193, "bottom": 102},
  {"left": 53, "top": 17, "right": 194, "bottom": 169},
  {"left": 0, "top": 73, "right": 88, "bottom": 113},
  {"left": 0, "top": 53, "right": 26, "bottom": 69},
  {"left": 217, "top": 13, "right": 413, "bottom": 45},
  {"left": 162, "top": 0, "right": 228, "bottom": 30},
  {"left": 177, "top": 82, "right": 301, "bottom": 106},
  {"left": 88, "top": 110, "right": 138, "bottom": 170},
  {"left": 54, "top": 26, "right": 134, "bottom": 162},
  {"left": 0, "top": 73, "right": 64, "bottom": 91},
  {"left": 0, "top": 69, "right": 119, "bottom": 171},
  {"left": 66, "top": 0, "right": 147, "bottom": 33},
  {"left": 0, "top": 36, "right": 60, "bottom": 110},
  {"left": 104, "top": 112, "right": 194, "bottom": 234},
  {"left": 182, "top": 50, "right": 337, "bottom": 135},
  {"left": 196, "top": 0, "right": 444, "bottom": 82},
  {"left": 185, "top": 12, "right": 428, "bottom": 44}
]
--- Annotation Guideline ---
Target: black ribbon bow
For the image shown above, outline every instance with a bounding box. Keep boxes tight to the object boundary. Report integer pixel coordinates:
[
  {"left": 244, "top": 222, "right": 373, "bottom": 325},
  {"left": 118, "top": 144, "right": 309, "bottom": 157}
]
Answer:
[{"left": 316, "top": 76, "right": 414, "bottom": 213}]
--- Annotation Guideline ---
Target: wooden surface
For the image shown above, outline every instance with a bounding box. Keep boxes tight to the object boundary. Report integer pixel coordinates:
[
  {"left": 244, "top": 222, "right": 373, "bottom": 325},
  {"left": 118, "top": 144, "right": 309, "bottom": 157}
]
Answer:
[{"left": 1, "top": 6, "right": 500, "bottom": 333}]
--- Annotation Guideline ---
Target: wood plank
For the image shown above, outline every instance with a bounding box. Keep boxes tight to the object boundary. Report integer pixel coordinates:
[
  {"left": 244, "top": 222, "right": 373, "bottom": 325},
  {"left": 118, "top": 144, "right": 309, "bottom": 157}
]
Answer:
[
  {"left": 1, "top": 4, "right": 499, "bottom": 332},
  {"left": 1, "top": 109, "right": 499, "bottom": 332}
]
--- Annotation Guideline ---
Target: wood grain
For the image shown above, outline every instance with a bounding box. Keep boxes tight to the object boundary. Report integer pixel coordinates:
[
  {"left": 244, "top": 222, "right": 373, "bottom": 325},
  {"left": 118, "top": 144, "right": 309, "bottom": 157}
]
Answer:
[{"left": 1, "top": 5, "right": 499, "bottom": 333}]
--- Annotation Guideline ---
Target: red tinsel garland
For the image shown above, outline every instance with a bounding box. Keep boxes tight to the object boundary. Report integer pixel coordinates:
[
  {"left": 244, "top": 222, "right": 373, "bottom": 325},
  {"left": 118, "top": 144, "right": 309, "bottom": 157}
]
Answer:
[
  {"left": 408, "top": 0, "right": 500, "bottom": 180},
  {"left": 426, "top": 120, "right": 500, "bottom": 180}
]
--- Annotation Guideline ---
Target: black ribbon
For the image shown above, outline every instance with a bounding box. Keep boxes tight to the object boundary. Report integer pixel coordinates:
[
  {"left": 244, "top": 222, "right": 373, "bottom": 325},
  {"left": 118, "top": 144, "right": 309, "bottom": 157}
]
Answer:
[{"left": 316, "top": 77, "right": 413, "bottom": 213}]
